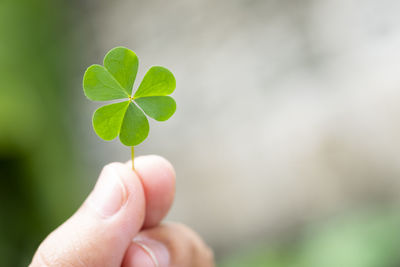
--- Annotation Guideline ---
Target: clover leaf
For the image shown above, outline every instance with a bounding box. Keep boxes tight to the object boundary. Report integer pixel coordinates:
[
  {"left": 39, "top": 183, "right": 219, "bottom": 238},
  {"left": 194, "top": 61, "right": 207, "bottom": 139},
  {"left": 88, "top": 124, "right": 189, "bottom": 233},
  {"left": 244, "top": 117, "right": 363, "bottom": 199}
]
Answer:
[{"left": 83, "top": 47, "right": 176, "bottom": 168}]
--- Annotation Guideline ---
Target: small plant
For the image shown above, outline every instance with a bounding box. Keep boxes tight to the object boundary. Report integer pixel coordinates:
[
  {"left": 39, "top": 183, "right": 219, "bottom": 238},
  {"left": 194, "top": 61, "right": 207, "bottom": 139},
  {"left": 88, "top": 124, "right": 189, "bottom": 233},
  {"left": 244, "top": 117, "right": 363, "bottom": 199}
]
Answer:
[{"left": 83, "top": 47, "right": 176, "bottom": 169}]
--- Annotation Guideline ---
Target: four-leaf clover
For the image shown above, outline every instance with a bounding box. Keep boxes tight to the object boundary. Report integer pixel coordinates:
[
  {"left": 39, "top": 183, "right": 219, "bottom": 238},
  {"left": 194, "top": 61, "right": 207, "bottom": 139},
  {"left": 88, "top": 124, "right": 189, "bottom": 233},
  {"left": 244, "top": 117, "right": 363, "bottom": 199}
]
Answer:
[{"left": 83, "top": 47, "right": 176, "bottom": 147}]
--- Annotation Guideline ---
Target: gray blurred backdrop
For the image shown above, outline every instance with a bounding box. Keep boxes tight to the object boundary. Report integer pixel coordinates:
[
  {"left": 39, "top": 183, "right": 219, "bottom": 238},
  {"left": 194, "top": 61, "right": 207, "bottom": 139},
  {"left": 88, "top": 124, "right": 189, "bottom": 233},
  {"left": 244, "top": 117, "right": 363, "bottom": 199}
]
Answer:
[{"left": 79, "top": 0, "right": 400, "bottom": 252}]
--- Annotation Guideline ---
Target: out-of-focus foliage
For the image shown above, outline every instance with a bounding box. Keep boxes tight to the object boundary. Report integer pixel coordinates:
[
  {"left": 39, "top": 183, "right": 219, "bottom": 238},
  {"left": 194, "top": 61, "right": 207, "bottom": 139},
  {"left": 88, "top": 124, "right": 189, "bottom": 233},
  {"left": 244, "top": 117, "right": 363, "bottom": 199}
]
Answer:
[
  {"left": 0, "top": 1, "right": 84, "bottom": 266},
  {"left": 219, "top": 245, "right": 293, "bottom": 267},
  {"left": 219, "top": 209, "right": 400, "bottom": 267}
]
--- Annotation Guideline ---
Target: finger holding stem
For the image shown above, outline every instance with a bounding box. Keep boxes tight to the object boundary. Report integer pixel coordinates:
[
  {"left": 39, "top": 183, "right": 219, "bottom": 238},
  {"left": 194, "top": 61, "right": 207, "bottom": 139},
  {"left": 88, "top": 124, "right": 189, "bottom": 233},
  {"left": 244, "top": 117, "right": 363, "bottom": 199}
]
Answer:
[{"left": 131, "top": 146, "right": 135, "bottom": 170}]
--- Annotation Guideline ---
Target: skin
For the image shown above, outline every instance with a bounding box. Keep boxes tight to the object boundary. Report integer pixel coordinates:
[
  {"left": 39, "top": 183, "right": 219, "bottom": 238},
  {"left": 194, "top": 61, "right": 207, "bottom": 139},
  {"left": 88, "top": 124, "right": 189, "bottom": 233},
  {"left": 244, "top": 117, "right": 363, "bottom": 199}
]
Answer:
[{"left": 30, "top": 155, "right": 214, "bottom": 267}]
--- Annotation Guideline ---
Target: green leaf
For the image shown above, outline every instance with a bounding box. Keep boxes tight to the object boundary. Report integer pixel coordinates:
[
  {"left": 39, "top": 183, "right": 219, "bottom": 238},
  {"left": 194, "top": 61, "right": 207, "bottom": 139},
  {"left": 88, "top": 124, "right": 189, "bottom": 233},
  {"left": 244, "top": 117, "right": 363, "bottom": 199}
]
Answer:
[
  {"left": 83, "top": 64, "right": 129, "bottom": 101},
  {"left": 135, "top": 96, "right": 176, "bottom": 121},
  {"left": 92, "top": 101, "right": 130, "bottom": 140},
  {"left": 119, "top": 102, "right": 149, "bottom": 146},
  {"left": 83, "top": 47, "right": 177, "bottom": 148},
  {"left": 104, "top": 46, "right": 139, "bottom": 95},
  {"left": 134, "top": 66, "right": 176, "bottom": 98}
]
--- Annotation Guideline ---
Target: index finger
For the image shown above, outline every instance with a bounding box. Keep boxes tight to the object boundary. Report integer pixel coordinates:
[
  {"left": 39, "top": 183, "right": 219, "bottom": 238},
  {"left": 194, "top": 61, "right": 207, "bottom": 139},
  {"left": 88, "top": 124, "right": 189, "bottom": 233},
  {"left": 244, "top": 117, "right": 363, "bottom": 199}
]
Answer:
[{"left": 126, "top": 155, "right": 176, "bottom": 228}]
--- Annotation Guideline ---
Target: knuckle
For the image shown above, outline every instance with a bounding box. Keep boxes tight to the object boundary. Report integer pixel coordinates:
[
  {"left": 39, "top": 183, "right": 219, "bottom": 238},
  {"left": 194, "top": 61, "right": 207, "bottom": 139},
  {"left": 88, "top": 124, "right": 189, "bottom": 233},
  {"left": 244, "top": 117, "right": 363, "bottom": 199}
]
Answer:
[
  {"left": 31, "top": 240, "right": 90, "bottom": 267},
  {"left": 163, "top": 222, "right": 215, "bottom": 267},
  {"left": 169, "top": 222, "right": 195, "bottom": 236},
  {"left": 33, "top": 249, "right": 69, "bottom": 267},
  {"left": 32, "top": 249, "right": 54, "bottom": 267}
]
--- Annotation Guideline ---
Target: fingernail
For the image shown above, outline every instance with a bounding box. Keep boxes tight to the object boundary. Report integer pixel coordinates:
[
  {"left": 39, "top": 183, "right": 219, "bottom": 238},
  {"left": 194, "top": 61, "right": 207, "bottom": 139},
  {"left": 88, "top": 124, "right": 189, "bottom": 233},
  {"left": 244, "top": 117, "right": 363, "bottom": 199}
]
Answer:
[
  {"left": 88, "top": 164, "right": 127, "bottom": 217},
  {"left": 130, "top": 237, "right": 170, "bottom": 267}
]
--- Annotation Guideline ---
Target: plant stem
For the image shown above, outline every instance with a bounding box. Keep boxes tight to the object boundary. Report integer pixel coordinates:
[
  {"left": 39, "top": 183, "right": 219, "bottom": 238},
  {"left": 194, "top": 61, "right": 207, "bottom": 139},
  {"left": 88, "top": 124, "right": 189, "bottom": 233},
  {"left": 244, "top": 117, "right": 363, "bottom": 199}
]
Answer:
[{"left": 131, "top": 146, "right": 135, "bottom": 170}]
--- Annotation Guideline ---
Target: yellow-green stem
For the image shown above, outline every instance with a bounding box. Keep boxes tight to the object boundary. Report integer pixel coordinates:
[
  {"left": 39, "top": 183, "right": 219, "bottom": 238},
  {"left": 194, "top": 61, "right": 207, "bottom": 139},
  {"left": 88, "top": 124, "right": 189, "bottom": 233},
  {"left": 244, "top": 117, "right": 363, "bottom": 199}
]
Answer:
[{"left": 131, "top": 146, "right": 135, "bottom": 170}]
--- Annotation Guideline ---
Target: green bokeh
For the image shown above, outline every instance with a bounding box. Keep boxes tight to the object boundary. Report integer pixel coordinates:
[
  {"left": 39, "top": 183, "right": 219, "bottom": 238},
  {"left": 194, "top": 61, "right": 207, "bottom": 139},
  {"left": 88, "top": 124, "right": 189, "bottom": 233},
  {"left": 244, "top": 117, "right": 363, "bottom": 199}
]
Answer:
[
  {"left": 218, "top": 209, "right": 400, "bottom": 267},
  {"left": 0, "top": 0, "right": 85, "bottom": 265}
]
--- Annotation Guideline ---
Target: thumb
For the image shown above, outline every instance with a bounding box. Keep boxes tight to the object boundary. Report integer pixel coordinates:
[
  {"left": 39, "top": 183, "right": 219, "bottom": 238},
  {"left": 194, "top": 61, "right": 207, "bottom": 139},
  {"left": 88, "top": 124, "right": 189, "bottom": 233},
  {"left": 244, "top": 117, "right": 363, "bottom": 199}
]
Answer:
[{"left": 30, "top": 162, "right": 145, "bottom": 267}]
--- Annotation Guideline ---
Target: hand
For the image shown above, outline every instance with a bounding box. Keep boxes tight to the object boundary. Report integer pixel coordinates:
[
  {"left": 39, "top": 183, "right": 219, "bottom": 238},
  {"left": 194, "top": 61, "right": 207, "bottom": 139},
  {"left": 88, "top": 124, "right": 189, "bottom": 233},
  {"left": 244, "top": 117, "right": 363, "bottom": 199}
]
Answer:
[{"left": 30, "top": 155, "right": 214, "bottom": 267}]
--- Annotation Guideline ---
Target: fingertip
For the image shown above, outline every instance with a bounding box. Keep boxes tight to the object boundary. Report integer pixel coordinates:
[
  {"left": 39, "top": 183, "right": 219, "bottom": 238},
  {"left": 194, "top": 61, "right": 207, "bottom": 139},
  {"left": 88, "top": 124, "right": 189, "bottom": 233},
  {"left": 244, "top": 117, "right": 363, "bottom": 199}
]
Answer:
[
  {"left": 86, "top": 160, "right": 146, "bottom": 233},
  {"left": 126, "top": 155, "right": 176, "bottom": 179},
  {"left": 126, "top": 155, "right": 176, "bottom": 228},
  {"left": 135, "top": 155, "right": 176, "bottom": 182}
]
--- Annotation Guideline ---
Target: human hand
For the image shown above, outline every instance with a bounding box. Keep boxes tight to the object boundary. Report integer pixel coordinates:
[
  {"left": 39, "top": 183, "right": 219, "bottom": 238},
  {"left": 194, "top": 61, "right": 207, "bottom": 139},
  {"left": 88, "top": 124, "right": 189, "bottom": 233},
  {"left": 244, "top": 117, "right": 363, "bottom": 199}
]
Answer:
[{"left": 30, "top": 155, "right": 214, "bottom": 267}]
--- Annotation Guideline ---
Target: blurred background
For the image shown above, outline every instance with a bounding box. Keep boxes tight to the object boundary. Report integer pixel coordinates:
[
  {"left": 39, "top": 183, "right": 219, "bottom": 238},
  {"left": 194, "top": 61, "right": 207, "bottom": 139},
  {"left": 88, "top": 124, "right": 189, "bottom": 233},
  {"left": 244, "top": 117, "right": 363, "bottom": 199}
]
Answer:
[{"left": 1, "top": 0, "right": 400, "bottom": 266}]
